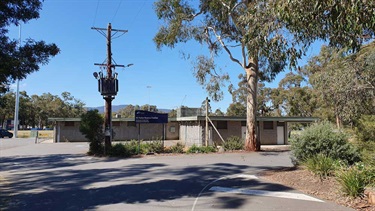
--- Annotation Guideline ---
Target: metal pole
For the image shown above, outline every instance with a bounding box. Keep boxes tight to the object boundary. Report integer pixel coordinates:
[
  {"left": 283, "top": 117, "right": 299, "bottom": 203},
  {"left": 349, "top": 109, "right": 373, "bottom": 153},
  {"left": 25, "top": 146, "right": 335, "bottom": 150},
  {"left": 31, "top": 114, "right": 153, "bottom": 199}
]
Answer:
[
  {"left": 13, "top": 24, "right": 21, "bottom": 138},
  {"left": 147, "top": 86, "right": 151, "bottom": 111},
  {"left": 205, "top": 97, "right": 209, "bottom": 146}
]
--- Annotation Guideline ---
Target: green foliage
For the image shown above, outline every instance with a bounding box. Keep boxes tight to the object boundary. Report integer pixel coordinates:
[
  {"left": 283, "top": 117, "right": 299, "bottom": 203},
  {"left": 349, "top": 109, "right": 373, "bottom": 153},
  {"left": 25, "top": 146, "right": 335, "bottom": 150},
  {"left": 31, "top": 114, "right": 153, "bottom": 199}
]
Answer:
[
  {"left": 303, "top": 43, "right": 375, "bottom": 126},
  {"left": 224, "top": 136, "right": 244, "bottom": 151},
  {"left": 141, "top": 140, "right": 164, "bottom": 154},
  {"left": 304, "top": 154, "right": 338, "bottom": 179},
  {"left": 109, "top": 141, "right": 186, "bottom": 157},
  {"left": 1, "top": 0, "right": 60, "bottom": 93},
  {"left": 79, "top": 110, "right": 104, "bottom": 155},
  {"left": 336, "top": 164, "right": 374, "bottom": 198},
  {"left": 167, "top": 142, "right": 185, "bottom": 154},
  {"left": 356, "top": 141, "right": 375, "bottom": 167},
  {"left": 356, "top": 115, "right": 375, "bottom": 142},
  {"left": 290, "top": 122, "right": 361, "bottom": 165},
  {"left": 108, "top": 141, "right": 140, "bottom": 157},
  {"left": 187, "top": 144, "right": 216, "bottom": 154},
  {"left": 0, "top": 91, "right": 85, "bottom": 129}
]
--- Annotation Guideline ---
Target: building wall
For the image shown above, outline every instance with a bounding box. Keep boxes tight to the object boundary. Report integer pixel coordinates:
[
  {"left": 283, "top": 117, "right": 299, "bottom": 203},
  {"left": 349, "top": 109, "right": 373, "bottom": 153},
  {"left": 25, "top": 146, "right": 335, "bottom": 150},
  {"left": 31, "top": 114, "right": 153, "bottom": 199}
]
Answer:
[
  {"left": 165, "top": 122, "right": 179, "bottom": 140},
  {"left": 211, "top": 121, "right": 242, "bottom": 145},
  {"left": 179, "top": 121, "right": 203, "bottom": 146},
  {"left": 259, "top": 121, "right": 277, "bottom": 145},
  {"left": 54, "top": 121, "right": 179, "bottom": 142},
  {"left": 56, "top": 121, "right": 86, "bottom": 142}
]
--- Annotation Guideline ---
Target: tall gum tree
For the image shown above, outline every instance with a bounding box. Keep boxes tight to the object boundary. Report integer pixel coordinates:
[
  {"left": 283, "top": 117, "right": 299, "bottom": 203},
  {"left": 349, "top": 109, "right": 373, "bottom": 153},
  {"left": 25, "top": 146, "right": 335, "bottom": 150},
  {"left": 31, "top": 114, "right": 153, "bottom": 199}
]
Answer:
[{"left": 153, "top": 0, "right": 375, "bottom": 151}]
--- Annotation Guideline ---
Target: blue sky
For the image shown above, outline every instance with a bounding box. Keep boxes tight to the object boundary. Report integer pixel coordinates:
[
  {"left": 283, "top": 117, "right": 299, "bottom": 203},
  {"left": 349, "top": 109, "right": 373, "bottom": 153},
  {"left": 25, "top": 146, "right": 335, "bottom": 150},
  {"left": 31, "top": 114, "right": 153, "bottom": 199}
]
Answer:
[{"left": 8, "top": 0, "right": 322, "bottom": 112}]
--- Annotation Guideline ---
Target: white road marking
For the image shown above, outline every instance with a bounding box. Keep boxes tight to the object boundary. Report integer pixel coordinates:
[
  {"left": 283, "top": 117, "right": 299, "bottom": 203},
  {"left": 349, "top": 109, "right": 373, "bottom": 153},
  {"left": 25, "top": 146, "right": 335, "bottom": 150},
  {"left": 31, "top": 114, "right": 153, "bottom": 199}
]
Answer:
[
  {"left": 209, "top": 186, "right": 324, "bottom": 202},
  {"left": 191, "top": 174, "right": 258, "bottom": 211},
  {"left": 235, "top": 174, "right": 259, "bottom": 180}
]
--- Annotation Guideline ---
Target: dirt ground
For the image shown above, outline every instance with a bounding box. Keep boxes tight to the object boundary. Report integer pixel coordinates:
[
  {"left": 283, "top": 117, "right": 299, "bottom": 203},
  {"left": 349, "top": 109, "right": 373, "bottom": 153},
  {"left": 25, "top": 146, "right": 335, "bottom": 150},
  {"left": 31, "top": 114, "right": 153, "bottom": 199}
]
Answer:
[{"left": 259, "top": 166, "right": 375, "bottom": 211}]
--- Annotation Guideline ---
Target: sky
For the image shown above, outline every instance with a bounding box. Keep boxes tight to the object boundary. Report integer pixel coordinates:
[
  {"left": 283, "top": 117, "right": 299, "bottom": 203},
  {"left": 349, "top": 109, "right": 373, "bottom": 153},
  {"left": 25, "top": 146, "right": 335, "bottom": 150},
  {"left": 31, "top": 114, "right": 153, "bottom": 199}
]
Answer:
[{"left": 7, "top": 0, "right": 323, "bottom": 112}]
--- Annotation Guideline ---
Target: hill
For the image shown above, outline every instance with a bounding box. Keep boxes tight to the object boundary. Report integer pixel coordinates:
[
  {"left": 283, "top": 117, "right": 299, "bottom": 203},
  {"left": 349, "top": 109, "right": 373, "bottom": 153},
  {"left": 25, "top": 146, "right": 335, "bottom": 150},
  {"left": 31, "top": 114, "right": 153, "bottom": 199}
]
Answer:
[{"left": 86, "top": 105, "right": 171, "bottom": 114}]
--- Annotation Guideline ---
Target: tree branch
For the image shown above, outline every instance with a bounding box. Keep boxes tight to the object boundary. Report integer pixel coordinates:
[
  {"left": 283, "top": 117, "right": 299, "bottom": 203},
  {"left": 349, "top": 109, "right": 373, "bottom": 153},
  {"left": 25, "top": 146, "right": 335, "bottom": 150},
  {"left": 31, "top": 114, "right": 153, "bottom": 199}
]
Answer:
[{"left": 207, "top": 26, "right": 243, "bottom": 68}]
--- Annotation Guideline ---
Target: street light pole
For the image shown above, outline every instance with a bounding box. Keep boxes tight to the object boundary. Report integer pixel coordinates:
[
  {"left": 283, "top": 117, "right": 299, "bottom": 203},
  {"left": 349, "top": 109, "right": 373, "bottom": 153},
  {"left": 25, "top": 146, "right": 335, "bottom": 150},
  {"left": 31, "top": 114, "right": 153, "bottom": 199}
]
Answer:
[
  {"left": 14, "top": 24, "right": 21, "bottom": 138},
  {"left": 147, "top": 86, "right": 151, "bottom": 111}
]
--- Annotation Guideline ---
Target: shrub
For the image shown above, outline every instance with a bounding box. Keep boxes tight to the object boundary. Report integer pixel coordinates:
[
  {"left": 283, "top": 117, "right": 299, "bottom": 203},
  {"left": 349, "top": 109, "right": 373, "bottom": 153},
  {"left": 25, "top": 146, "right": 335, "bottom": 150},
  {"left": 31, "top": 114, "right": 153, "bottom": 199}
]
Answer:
[
  {"left": 304, "top": 154, "right": 338, "bottom": 179},
  {"left": 356, "top": 141, "right": 375, "bottom": 167},
  {"left": 79, "top": 110, "right": 104, "bottom": 155},
  {"left": 109, "top": 140, "right": 139, "bottom": 157},
  {"left": 168, "top": 142, "right": 185, "bottom": 153},
  {"left": 336, "top": 163, "right": 373, "bottom": 198},
  {"left": 290, "top": 121, "right": 361, "bottom": 165},
  {"left": 109, "top": 143, "right": 130, "bottom": 157},
  {"left": 187, "top": 144, "right": 216, "bottom": 153},
  {"left": 141, "top": 140, "right": 164, "bottom": 154},
  {"left": 355, "top": 115, "right": 375, "bottom": 142},
  {"left": 224, "top": 136, "right": 244, "bottom": 151}
]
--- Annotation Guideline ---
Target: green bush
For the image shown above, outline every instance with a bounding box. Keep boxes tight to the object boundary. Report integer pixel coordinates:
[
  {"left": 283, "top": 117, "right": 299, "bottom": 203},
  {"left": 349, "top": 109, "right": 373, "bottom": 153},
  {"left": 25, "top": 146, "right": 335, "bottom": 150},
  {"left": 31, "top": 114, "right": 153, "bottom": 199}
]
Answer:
[
  {"left": 109, "top": 141, "right": 138, "bottom": 157},
  {"left": 336, "top": 163, "right": 374, "bottom": 198},
  {"left": 141, "top": 140, "right": 164, "bottom": 154},
  {"left": 187, "top": 144, "right": 216, "bottom": 153},
  {"left": 356, "top": 141, "right": 375, "bottom": 167},
  {"left": 168, "top": 142, "right": 185, "bottom": 153},
  {"left": 355, "top": 115, "right": 375, "bottom": 142},
  {"left": 290, "top": 121, "right": 361, "bottom": 165},
  {"left": 304, "top": 154, "right": 338, "bottom": 179},
  {"left": 224, "top": 136, "right": 244, "bottom": 151},
  {"left": 79, "top": 110, "right": 104, "bottom": 155}
]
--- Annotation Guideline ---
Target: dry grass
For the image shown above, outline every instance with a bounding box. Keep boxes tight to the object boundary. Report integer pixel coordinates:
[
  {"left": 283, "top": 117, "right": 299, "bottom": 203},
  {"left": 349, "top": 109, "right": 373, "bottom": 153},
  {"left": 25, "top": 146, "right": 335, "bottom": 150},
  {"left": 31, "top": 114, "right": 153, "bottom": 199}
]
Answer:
[{"left": 17, "top": 130, "right": 53, "bottom": 138}]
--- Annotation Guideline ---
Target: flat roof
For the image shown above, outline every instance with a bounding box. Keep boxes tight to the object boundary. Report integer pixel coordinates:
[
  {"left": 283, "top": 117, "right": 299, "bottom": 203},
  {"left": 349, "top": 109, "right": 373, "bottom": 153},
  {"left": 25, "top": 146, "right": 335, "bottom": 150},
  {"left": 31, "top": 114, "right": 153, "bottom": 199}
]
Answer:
[{"left": 49, "top": 116, "right": 318, "bottom": 123}]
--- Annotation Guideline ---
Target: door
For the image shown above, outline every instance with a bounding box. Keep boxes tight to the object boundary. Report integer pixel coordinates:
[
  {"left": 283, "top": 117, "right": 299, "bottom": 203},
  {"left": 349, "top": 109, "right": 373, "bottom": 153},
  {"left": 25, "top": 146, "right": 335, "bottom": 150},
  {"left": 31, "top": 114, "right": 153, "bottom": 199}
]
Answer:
[
  {"left": 241, "top": 126, "right": 246, "bottom": 140},
  {"left": 277, "top": 126, "right": 284, "bottom": 145}
]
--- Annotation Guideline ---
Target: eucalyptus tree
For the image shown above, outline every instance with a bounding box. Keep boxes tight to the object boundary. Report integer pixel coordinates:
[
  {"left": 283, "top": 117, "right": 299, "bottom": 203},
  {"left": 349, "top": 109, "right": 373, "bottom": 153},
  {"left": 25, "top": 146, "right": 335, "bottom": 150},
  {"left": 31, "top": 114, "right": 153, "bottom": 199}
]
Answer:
[
  {"left": 154, "top": 0, "right": 375, "bottom": 151},
  {"left": 0, "top": 0, "right": 59, "bottom": 93},
  {"left": 276, "top": 72, "right": 317, "bottom": 117},
  {"left": 305, "top": 43, "right": 375, "bottom": 128},
  {"left": 117, "top": 104, "right": 140, "bottom": 118}
]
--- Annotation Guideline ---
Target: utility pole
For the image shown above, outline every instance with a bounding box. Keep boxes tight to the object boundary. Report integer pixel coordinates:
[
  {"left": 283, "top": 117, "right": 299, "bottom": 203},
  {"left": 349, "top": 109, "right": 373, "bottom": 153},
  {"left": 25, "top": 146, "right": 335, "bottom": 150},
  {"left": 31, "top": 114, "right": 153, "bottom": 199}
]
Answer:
[
  {"left": 205, "top": 97, "right": 210, "bottom": 146},
  {"left": 92, "top": 23, "right": 129, "bottom": 154}
]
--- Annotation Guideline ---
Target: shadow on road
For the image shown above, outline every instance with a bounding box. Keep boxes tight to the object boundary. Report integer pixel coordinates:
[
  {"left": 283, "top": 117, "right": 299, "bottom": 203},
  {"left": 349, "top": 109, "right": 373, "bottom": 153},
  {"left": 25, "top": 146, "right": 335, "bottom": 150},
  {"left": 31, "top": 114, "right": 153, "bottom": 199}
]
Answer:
[{"left": 1, "top": 153, "right": 294, "bottom": 210}]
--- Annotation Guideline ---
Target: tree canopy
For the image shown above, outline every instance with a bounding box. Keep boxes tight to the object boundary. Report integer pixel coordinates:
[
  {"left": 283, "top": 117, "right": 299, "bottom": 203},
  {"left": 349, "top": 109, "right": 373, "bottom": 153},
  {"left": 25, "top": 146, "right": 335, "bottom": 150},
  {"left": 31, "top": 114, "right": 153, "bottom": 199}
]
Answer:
[
  {"left": 153, "top": 0, "right": 375, "bottom": 151},
  {"left": 0, "top": 0, "right": 59, "bottom": 93}
]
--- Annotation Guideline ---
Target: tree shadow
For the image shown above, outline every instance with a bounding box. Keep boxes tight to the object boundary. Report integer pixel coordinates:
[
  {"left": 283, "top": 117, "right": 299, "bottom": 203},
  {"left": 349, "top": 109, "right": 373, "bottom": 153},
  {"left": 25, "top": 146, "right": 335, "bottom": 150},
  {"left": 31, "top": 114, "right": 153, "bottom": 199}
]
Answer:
[{"left": 1, "top": 153, "right": 296, "bottom": 210}]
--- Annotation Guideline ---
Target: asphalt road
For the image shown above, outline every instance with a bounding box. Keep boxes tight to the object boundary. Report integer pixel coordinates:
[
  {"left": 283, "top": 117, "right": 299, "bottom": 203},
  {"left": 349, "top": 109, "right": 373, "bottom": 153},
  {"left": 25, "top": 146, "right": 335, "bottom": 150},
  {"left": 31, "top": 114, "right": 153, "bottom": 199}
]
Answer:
[{"left": 0, "top": 138, "right": 352, "bottom": 210}]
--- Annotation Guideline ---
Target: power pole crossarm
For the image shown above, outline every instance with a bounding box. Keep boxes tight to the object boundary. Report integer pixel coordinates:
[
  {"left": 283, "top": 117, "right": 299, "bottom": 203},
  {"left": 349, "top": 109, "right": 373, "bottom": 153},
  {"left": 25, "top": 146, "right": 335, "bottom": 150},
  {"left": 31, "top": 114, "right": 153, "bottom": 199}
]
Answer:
[{"left": 91, "top": 26, "right": 128, "bottom": 33}]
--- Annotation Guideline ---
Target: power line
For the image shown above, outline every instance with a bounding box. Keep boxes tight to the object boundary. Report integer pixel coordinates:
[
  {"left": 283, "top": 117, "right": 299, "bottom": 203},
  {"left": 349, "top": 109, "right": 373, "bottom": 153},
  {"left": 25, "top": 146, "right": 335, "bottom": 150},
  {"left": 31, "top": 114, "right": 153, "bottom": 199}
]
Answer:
[
  {"left": 92, "top": 0, "right": 100, "bottom": 26},
  {"left": 111, "top": 0, "right": 123, "bottom": 23}
]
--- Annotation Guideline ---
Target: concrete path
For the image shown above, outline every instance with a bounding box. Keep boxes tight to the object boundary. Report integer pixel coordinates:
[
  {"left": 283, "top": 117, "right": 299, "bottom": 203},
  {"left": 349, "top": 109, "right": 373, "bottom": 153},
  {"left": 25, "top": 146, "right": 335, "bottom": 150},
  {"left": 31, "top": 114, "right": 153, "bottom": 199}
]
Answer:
[{"left": 0, "top": 139, "right": 352, "bottom": 210}]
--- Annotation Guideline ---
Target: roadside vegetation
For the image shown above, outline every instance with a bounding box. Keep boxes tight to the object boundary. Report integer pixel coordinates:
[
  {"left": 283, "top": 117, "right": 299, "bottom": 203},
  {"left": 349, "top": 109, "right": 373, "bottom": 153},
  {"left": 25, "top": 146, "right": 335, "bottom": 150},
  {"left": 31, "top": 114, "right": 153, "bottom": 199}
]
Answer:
[{"left": 290, "top": 120, "right": 375, "bottom": 199}]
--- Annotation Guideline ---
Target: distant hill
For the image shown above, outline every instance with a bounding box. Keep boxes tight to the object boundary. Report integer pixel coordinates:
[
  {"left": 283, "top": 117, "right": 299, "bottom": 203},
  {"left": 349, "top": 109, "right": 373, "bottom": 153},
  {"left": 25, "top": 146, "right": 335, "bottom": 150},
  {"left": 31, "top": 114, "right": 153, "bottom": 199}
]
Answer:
[{"left": 86, "top": 105, "right": 171, "bottom": 114}]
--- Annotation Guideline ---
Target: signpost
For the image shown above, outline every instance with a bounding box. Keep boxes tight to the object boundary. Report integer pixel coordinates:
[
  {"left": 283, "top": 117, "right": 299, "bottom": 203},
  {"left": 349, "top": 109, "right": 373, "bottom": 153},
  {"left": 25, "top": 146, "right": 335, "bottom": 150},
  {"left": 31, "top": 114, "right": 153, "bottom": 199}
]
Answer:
[
  {"left": 135, "top": 110, "right": 168, "bottom": 124},
  {"left": 135, "top": 110, "right": 168, "bottom": 154}
]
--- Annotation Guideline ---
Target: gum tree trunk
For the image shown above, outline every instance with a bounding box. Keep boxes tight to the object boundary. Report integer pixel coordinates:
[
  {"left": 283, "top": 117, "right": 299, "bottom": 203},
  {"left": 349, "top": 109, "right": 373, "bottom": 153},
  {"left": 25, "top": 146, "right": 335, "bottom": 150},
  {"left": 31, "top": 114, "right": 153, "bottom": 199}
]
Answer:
[{"left": 245, "top": 57, "right": 261, "bottom": 151}]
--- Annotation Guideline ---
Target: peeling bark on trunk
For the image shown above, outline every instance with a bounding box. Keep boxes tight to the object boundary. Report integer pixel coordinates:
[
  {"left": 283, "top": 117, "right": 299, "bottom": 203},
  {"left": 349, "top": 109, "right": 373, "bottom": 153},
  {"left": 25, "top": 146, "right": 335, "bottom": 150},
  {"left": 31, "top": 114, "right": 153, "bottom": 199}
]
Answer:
[{"left": 245, "top": 57, "right": 260, "bottom": 151}]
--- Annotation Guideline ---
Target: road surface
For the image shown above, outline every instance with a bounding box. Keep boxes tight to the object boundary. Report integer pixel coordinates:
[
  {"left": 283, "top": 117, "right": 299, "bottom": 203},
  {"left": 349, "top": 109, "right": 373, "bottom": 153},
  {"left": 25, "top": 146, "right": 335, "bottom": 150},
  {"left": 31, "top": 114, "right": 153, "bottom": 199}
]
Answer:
[{"left": 0, "top": 138, "right": 352, "bottom": 210}]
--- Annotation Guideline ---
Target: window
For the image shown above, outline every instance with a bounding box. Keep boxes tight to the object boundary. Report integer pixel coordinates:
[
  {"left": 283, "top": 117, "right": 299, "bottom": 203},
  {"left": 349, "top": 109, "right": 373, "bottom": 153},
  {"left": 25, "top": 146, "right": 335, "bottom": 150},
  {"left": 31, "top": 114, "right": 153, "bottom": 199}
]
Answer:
[
  {"left": 112, "top": 121, "right": 120, "bottom": 127},
  {"left": 241, "top": 121, "right": 246, "bottom": 126},
  {"left": 127, "top": 121, "right": 136, "bottom": 127},
  {"left": 64, "top": 121, "right": 74, "bottom": 127},
  {"left": 169, "top": 126, "right": 176, "bottom": 133},
  {"left": 263, "top": 121, "right": 274, "bottom": 130},
  {"left": 217, "top": 121, "right": 228, "bottom": 129}
]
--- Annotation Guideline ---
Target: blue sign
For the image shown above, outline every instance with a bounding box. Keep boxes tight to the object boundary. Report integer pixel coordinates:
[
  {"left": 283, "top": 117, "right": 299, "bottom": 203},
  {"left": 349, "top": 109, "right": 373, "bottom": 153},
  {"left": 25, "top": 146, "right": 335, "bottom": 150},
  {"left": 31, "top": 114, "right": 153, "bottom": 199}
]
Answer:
[{"left": 135, "top": 110, "right": 168, "bottom": 124}]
